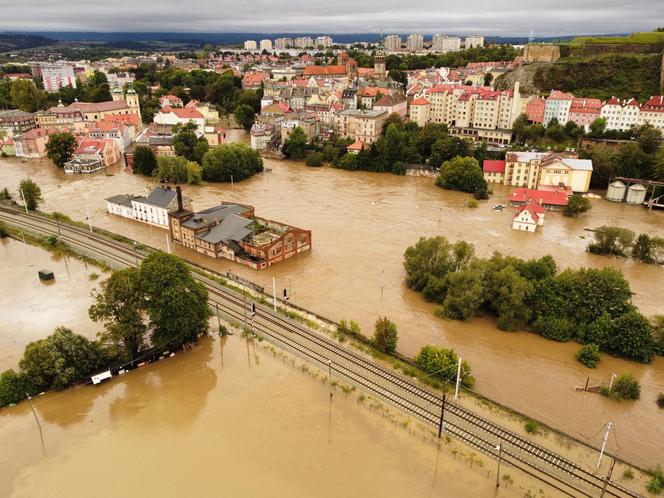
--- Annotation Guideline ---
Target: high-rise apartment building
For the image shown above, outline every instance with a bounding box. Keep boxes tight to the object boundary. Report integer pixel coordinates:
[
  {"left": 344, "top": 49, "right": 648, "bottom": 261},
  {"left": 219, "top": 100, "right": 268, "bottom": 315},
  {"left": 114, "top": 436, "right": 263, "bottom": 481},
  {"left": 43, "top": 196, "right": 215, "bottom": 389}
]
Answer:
[
  {"left": 406, "top": 34, "right": 424, "bottom": 52},
  {"left": 294, "top": 37, "right": 314, "bottom": 48},
  {"left": 259, "top": 39, "right": 273, "bottom": 51},
  {"left": 244, "top": 40, "right": 257, "bottom": 50},
  {"left": 465, "top": 35, "right": 485, "bottom": 48},
  {"left": 384, "top": 35, "right": 401, "bottom": 51},
  {"left": 315, "top": 36, "right": 333, "bottom": 48},
  {"left": 37, "top": 61, "right": 77, "bottom": 92}
]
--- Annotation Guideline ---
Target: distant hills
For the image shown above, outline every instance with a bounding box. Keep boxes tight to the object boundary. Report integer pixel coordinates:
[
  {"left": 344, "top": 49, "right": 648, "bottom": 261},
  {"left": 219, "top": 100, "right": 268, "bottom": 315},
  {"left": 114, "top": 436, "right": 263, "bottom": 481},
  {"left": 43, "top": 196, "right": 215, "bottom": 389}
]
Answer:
[
  {"left": 0, "top": 33, "right": 56, "bottom": 51},
  {"left": 1, "top": 31, "right": 632, "bottom": 48}
]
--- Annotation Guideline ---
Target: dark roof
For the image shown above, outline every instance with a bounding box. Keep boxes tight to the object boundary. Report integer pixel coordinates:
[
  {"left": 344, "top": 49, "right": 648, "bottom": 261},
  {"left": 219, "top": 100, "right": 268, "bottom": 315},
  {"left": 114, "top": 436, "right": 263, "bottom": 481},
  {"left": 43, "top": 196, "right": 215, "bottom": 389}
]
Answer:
[
  {"left": 106, "top": 194, "right": 139, "bottom": 207},
  {"left": 199, "top": 214, "right": 252, "bottom": 244},
  {"left": 144, "top": 187, "right": 177, "bottom": 208},
  {"left": 182, "top": 203, "right": 250, "bottom": 230}
]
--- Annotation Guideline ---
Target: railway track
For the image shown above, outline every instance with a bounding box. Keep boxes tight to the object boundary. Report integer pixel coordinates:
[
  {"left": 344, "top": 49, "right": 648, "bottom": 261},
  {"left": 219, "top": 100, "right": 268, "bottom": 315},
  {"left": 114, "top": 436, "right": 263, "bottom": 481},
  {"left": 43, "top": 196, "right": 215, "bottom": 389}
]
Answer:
[{"left": 0, "top": 206, "right": 642, "bottom": 498}]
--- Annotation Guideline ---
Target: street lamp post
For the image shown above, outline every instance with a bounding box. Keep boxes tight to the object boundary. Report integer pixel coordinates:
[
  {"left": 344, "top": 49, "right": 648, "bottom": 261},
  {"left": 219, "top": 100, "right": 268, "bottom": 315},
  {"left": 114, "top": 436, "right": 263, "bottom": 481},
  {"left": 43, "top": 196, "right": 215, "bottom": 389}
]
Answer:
[
  {"left": 132, "top": 241, "right": 139, "bottom": 267},
  {"left": 495, "top": 440, "right": 503, "bottom": 488}
]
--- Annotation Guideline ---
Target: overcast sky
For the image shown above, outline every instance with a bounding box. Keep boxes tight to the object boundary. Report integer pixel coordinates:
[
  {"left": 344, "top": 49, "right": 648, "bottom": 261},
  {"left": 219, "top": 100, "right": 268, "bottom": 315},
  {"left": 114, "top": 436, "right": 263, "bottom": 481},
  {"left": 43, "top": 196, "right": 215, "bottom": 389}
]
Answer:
[{"left": 2, "top": 0, "right": 663, "bottom": 36}]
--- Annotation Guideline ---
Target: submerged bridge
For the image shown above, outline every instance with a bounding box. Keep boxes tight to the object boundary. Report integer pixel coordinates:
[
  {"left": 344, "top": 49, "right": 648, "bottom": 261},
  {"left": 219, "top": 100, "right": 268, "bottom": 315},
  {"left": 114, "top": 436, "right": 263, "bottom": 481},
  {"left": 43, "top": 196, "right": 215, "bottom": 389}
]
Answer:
[{"left": 0, "top": 204, "right": 644, "bottom": 498}]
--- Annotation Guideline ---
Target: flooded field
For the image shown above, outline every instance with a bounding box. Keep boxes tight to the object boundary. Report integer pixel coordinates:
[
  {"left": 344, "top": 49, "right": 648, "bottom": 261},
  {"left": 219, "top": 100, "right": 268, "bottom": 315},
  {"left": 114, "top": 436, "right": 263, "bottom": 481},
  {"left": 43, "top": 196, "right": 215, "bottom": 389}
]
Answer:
[
  {"left": 1, "top": 140, "right": 663, "bottom": 467},
  {"left": 1, "top": 331, "right": 531, "bottom": 497},
  {"left": 0, "top": 237, "right": 103, "bottom": 371}
]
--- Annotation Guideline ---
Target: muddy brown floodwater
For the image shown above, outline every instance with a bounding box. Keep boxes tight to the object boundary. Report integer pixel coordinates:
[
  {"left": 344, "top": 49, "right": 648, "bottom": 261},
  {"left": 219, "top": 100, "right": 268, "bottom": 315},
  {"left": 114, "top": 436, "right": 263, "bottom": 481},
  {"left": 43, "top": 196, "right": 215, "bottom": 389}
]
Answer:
[
  {"left": 1, "top": 331, "right": 530, "bottom": 497},
  {"left": 1, "top": 132, "right": 663, "bottom": 467},
  {"left": 0, "top": 238, "right": 102, "bottom": 371}
]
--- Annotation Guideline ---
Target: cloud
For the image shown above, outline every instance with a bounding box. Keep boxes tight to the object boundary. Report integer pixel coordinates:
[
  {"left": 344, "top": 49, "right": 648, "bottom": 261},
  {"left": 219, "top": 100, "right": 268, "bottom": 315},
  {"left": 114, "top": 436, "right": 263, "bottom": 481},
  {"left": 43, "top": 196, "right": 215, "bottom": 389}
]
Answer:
[{"left": 2, "top": 0, "right": 663, "bottom": 36}]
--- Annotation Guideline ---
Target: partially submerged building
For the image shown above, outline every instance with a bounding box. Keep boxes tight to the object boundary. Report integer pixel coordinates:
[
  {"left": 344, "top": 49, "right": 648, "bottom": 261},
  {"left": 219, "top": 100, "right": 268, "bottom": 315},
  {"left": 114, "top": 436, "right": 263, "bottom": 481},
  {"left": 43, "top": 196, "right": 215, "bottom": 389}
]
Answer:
[
  {"left": 106, "top": 186, "right": 191, "bottom": 228},
  {"left": 169, "top": 196, "right": 312, "bottom": 269}
]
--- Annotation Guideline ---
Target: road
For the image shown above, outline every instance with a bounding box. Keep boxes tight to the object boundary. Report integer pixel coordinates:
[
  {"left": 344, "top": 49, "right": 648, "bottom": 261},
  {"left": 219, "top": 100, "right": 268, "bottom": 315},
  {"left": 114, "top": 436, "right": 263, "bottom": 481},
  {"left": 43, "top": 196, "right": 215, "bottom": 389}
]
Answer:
[{"left": 0, "top": 205, "right": 643, "bottom": 498}]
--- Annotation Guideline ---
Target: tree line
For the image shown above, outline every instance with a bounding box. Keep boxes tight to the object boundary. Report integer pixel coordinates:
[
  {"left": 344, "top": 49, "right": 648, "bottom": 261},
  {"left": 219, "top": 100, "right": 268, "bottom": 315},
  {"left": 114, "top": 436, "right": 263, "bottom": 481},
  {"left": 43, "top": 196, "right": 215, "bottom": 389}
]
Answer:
[
  {"left": 588, "top": 226, "right": 664, "bottom": 264},
  {"left": 0, "top": 252, "right": 211, "bottom": 408},
  {"left": 404, "top": 236, "right": 663, "bottom": 363}
]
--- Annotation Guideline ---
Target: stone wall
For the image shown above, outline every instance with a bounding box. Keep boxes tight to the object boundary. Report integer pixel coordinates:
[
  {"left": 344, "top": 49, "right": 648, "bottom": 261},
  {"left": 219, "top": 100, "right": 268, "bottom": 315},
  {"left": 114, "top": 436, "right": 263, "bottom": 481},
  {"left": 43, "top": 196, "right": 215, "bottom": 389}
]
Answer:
[{"left": 523, "top": 44, "right": 561, "bottom": 63}]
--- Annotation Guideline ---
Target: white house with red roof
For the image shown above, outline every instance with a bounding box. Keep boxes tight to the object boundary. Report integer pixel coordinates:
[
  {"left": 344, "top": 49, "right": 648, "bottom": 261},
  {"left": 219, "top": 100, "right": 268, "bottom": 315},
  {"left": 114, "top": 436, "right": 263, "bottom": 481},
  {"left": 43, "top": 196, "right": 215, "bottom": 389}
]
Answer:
[
  {"left": 640, "top": 96, "right": 664, "bottom": 131},
  {"left": 509, "top": 187, "right": 569, "bottom": 210},
  {"left": 64, "top": 137, "right": 121, "bottom": 173},
  {"left": 153, "top": 106, "right": 205, "bottom": 134},
  {"left": 159, "top": 95, "right": 183, "bottom": 108},
  {"left": 543, "top": 90, "right": 574, "bottom": 126},
  {"left": 512, "top": 200, "right": 545, "bottom": 232}
]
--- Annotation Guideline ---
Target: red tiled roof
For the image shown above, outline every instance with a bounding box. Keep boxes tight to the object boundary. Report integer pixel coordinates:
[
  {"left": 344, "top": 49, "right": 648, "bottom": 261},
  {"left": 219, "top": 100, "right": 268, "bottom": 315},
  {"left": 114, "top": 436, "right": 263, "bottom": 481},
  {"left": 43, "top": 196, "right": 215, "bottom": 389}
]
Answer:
[
  {"left": 302, "top": 65, "right": 347, "bottom": 76},
  {"left": 642, "top": 96, "right": 664, "bottom": 112},
  {"left": 170, "top": 107, "right": 204, "bottom": 119},
  {"left": 510, "top": 188, "right": 569, "bottom": 207},
  {"left": 482, "top": 160, "right": 506, "bottom": 173},
  {"left": 347, "top": 139, "right": 366, "bottom": 151},
  {"left": 410, "top": 97, "right": 429, "bottom": 105}
]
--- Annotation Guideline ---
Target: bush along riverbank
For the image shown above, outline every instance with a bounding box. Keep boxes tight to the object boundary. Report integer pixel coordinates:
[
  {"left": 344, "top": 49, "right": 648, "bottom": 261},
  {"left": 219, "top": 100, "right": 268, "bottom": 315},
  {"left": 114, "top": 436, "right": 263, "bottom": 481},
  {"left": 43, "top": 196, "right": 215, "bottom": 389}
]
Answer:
[{"left": 403, "top": 236, "right": 663, "bottom": 364}]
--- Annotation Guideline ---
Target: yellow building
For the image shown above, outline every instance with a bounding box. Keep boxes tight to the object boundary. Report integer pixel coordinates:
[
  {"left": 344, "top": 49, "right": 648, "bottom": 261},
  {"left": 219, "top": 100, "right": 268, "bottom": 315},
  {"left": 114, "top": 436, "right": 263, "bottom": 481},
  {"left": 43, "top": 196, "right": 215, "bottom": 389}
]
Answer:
[{"left": 503, "top": 152, "right": 593, "bottom": 193}]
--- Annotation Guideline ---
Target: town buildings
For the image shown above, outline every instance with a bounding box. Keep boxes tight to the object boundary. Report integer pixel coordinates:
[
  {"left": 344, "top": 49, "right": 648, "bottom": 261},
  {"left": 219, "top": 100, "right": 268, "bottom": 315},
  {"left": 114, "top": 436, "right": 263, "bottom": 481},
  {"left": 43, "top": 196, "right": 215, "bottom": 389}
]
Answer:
[
  {"left": 64, "top": 137, "right": 122, "bottom": 173},
  {"left": 334, "top": 109, "right": 388, "bottom": 144},
  {"left": 316, "top": 36, "right": 333, "bottom": 48},
  {"left": 106, "top": 186, "right": 191, "bottom": 228},
  {"left": 0, "top": 110, "right": 37, "bottom": 138},
  {"left": 14, "top": 127, "right": 55, "bottom": 158},
  {"left": 169, "top": 197, "right": 312, "bottom": 269},
  {"left": 483, "top": 152, "right": 593, "bottom": 193},
  {"left": 543, "top": 91, "right": 574, "bottom": 126},
  {"left": 32, "top": 61, "right": 77, "bottom": 92},
  {"left": 153, "top": 106, "right": 205, "bottom": 134},
  {"left": 244, "top": 40, "right": 257, "bottom": 50},
  {"left": 512, "top": 200, "right": 546, "bottom": 232},
  {"left": 294, "top": 37, "right": 314, "bottom": 49},
  {"left": 275, "top": 38, "right": 293, "bottom": 50}
]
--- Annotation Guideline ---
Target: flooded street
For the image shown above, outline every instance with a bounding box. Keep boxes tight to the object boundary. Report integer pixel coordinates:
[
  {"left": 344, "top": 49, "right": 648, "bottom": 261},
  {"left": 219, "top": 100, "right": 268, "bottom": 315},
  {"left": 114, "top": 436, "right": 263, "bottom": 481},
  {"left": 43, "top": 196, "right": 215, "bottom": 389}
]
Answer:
[
  {"left": 1, "top": 331, "right": 522, "bottom": 497},
  {"left": 1, "top": 136, "right": 664, "bottom": 468}
]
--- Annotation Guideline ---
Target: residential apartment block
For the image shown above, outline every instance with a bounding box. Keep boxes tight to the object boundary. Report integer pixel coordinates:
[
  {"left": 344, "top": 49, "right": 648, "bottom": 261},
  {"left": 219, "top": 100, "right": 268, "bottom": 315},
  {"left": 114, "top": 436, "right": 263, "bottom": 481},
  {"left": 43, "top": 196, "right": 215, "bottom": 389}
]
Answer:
[
  {"left": 384, "top": 35, "right": 402, "bottom": 51},
  {"left": 244, "top": 40, "right": 257, "bottom": 50},
  {"left": 464, "top": 35, "right": 485, "bottom": 48},
  {"left": 409, "top": 82, "right": 522, "bottom": 145},
  {"left": 406, "top": 34, "right": 424, "bottom": 52},
  {"left": 334, "top": 109, "right": 388, "bottom": 144},
  {"left": 483, "top": 152, "right": 593, "bottom": 193}
]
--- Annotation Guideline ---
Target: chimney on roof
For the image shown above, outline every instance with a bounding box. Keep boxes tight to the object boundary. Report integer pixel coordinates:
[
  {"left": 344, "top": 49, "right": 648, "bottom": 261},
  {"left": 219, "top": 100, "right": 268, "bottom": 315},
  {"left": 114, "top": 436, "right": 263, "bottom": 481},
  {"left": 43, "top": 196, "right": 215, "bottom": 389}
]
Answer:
[{"left": 176, "top": 186, "right": 183, "bottom": 212}]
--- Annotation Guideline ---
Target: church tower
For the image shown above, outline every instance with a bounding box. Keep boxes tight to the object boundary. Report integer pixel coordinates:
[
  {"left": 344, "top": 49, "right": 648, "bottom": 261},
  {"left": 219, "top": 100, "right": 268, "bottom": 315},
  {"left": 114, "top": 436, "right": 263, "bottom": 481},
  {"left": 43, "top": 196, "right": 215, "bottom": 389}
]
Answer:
[
  {"left": 124, "top": 84, "right": 142, "bottom": 124},
  {"left": 373, "top": 33, "right": 386, "bottom": 81}
]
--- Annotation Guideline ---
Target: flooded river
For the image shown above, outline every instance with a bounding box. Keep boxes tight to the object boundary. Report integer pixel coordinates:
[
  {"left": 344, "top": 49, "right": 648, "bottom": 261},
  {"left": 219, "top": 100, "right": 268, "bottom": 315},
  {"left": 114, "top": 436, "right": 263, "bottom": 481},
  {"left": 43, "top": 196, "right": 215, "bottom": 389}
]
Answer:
[
  {"left": 1, "top": 138, "right": 663, "bottom": 468},
  {"left": 1, "top": 321, "right": 523, "bottom": 497}
]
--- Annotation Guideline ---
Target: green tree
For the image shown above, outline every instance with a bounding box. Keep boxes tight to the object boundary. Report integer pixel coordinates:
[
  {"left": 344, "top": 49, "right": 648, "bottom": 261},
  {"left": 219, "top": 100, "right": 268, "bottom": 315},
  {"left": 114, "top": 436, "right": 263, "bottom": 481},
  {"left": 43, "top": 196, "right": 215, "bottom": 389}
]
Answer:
[
  {"left": 154, "top": 155, "right": 189, "bottom": 184},
  {"left": 19, "top": 327, "right": 106, "bottom": 391},
  {"left": 305, "top": 152, "right": 324, "bottom": 167},
  {"left": 588, "top": 225, "right": 635, "bottom": 255},
  {"left": 430, "top": 137, "right": 471, "bottom": 166},
  {"left": 202, "top": 143, "right": 264, "bottom": 182},
  {"left": 634, "top": 123, "right": 662, "bottom": 154},
  {"left": 132, "top": 145, "right": 157, "bottom": 176},
  {"left": 10, "top": 79, "right": 46, "bottom": 112},
  {"left": 415, "top": 345, "right": 475, "bottom": 387},
  {"left": 601, "top": 373, "right": 640, "bottom": 400},
  {"left": 652, "top": 315, "right": 664, "bottom": 356},
  {"left": 186, "top": 161, "right": 203, "bottom": 185},
  {"left": 173, "top": 122, "right": 204, "bottom": 162},
  {"left": 439, "top": 261, "right": 485, "bottom": 320},
  {"left": 139, "top": 252, "right": 212, "bottom": 348},
  {"left": 45, "top": 132, "right": 76, "bottom": 167},
  {"left": 233, "top": 104, "right": 256, "bottom": 132},
  {"left": 632, "top": 233, "right": 654, "bottom": 262},
  {"left": 576, "top": 344, "right": 600, "bottom": 368},
  {"left": 435, "top": 156, "right": 487, "bottom": 194},
  {"left": 0, "top": 369, "right": 30, "bottom": 407},
  {"left": 282, "top": 126, "right": 308, "bottom": 159},
  {"left": 588, "top": 117, "right": 607, "bottom": 137},
  {"left": 18, "top": 178, "right": 42, "bottom": 211},
  {"left": 563, "top": 195, "right": 591, "bottom": 217},
  {"left": 88, "top": 268, "right": 147, "bottom": 361},
  {"left": 372, "top": 317, "right": 398, "bottom": 353}
]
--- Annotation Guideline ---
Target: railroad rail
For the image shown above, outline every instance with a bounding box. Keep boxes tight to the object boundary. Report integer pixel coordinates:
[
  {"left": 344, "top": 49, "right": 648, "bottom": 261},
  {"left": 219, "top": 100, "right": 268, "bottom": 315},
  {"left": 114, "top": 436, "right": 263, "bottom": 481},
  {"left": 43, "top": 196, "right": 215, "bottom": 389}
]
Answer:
[{"left": 0, "top": 205, "right": 643, "bottom": 498}]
